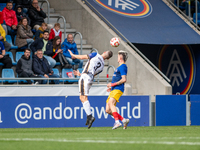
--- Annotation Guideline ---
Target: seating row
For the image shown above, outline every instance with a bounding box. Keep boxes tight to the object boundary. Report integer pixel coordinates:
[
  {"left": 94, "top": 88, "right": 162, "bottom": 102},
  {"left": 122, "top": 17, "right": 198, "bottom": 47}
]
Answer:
[{"left": 0, "top": 68, "right": 83, "bottom": 84}]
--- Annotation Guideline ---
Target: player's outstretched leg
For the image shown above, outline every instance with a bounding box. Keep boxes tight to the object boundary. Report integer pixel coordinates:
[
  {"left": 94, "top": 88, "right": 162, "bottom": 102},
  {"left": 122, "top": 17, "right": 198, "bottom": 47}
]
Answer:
[
  {"left": 112, "top": 112, "right": 122, "bottom": 130},
  {"left": 81, "top": 96, "right": 95, "bottom": 129},
  {"left": 117, "top": 113, "right": 130, "bottom": 129},
  {"left": 123, "top": 118, "right": 130, "bottom": 129}
]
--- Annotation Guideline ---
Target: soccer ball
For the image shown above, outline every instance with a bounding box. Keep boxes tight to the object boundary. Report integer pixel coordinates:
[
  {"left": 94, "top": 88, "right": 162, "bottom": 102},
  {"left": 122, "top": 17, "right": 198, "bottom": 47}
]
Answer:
[{"left": 110, "top": 37, "right": 120, "bottom": 47}]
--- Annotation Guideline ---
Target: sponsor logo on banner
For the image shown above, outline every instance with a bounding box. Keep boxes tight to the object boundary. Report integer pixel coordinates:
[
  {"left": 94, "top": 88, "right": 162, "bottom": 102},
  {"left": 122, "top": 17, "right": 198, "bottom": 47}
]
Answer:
[
  {"left": 0, "top": 96, "right": 150, "bottom": 128},
  {"left": 158, "top": 45, "right": 196, "bottom": 94},
  {"left": 94, "top": 0, "right": 152, "bottom": 18},
  {"left": 14, "top": 102, "right": 141, "bottom": 124}
]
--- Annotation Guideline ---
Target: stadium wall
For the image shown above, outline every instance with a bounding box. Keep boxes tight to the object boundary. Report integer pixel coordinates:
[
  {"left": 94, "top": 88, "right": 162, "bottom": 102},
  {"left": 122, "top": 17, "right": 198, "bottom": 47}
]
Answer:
[{"left": 48, "top": 0, "right": 172, "bottom": 100}]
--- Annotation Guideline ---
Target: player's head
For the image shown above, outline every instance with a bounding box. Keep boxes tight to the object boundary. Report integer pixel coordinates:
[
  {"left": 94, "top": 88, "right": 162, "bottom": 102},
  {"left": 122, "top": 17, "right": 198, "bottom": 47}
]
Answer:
[
  {"left": 102, "top": 51, "right": 113, "bottom": 60},
  {"left": 118, "top": 50, "right": 128, "bottom": 63}
]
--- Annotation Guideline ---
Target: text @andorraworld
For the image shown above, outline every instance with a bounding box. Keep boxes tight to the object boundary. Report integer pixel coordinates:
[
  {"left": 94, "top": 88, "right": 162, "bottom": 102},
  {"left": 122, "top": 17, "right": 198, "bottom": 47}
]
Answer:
[{"left": 15, "top": 102, "right": 141, "bottom": 124}]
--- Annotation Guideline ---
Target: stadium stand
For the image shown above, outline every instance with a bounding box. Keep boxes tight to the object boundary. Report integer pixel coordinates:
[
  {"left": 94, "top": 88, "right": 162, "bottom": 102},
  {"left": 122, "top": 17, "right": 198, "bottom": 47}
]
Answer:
[
  {"left": 2, "top": 68, "right": 17, "bottom": 83},
  {"left": 193, "top": 13, "right": 200, "bottom": 25},
  {"left": 61, "top": 68, "right": 78, "bottom": 83},
  {"left": 6, "top": 35, "right": 18, "bottom": 49},
  {"left": 6, "top": 51, "right": 16, "bottom": 65}
]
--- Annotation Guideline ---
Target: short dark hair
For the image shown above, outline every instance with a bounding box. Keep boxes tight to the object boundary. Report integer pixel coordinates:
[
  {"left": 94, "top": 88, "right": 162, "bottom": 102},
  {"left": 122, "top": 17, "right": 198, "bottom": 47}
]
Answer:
[
  {"left": 24, "top": 48, "right": 31, "bottom": 52},
  {"left": 37, "top": 49, "right": 43, "bottom": 52},
  {"left": 43, "top": 30, "right": 49, "bottom": 34},
  {"left": 7, "top": 1, "right": 13, "bottom": 5},
  {"left": 107, "top": 51, "right": 113, "bottom": 59}
]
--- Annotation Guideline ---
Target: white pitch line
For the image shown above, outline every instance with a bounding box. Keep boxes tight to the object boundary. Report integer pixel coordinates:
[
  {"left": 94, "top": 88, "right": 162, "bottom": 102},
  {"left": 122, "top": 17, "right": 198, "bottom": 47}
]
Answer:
[
  {"left": 0, "top": 138, "right": 200, "bottom": 146},
  {"left": 77, "top": 137, "right": 200, "bottom": 140}
]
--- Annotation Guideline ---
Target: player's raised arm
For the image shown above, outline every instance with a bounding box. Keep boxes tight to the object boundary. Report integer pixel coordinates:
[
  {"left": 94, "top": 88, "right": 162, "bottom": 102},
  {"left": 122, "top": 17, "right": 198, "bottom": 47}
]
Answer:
[{"left": 68, "top": 50, "right": 88, "bottom": 60}]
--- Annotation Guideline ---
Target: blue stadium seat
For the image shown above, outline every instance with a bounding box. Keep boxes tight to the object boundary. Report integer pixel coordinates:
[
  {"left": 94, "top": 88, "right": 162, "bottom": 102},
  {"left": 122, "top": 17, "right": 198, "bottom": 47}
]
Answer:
[
  {"left": 6, "top": 51, "right": 17, "bottom": 65},
  {"left": 174, "top": 0, "right": 186, "bottom": 10},
  {"left": 52, "top": 68, "right": 61, "bottom": 83},
  {"left": 6, "top": 35, "right": 18, "bottom": 49},
  {"left": 193, "top": 13, "right": 200, "bottom": 25},
  {"left": 77, "top": 68, "right": 83, "bottom": 78},
  {"left": 2, "top": 69, "right": 17, "bottom": 83},
  {"left": 0, "top": 3, "right": 6, "bottom": 11},
  {"left": 52, "top": 68, "right": 60, "bottom": 77},
  {"left": 61, "top": 68, "right": 78, "bottom": 83},
  {"left": 16, "top": 52, "right": 24, "bottom": 62},
  {"left": 56, "top": 62, "right": 61, "bottom": 66}
]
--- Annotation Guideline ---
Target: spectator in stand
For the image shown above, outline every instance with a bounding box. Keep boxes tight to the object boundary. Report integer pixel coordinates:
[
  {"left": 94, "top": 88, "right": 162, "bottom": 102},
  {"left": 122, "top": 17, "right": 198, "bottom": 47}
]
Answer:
[
  {"left": 0, "top": 24, "right": 11, "bottom": 51},
  {"left": 30, "top": 30, "right": 56, "bottom": 68},
  {"left": 49, "top": 23, "right": 62, "bottom": 42},
  {"left": 0, "top": 11, "right": 7, "bottom": 34},
  {"left": 2, "top": 1, "right": 18, "bottom": 42},
  {"left": 0, "top": 41, "right": 12, "bottom": 68},
  {"left": 52, "top": 36, "right": 72, "bottom": 68},
  {"left": 35, "top": 22, "right": 47, "bottom": 40},
  {"left": 15, "top": 5, "right": 31, "bottom": 25},
  {"left": 33, "top": 49, "right": 59, "bottom": 84},
  {"left": 16, "top": 48, "right": 40, "bottom": 84},
  {"left": 178, "top": 0, "right": 200, "bottom": 16},
  {"left": 14, "top": 0, "right": 32, "bottom": 13},
  {"left": 28, "top": 0, "right": 52, "bottom": 30},
  {"left": 15, "top": 17, "right": 34, "bottom": 49},
  {"left": 61, "top": 34, "right": 83, "bottom": 70}
]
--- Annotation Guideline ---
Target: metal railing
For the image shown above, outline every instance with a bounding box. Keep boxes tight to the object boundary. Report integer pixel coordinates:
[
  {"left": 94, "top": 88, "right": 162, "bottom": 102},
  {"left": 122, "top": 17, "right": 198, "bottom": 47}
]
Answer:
[
  {"left": 0, "top": 77, "right": 112, "bottom": 85},
  {"left": 38, "top": 0, "right": 50, "bottom": 24},
  {"left": 90, "top": 48, "right": 98, "bottom": 53},
  {"left": 106, "top": 65, "right": 115, "bottom": 83},
  {"left": 74, "top": 32, "right": 83, "bottom": 54},
  {"left": 84, "top": 0, "right": 170, "bottom": 83},
  {"left": 57, "top": 16, "right": 67, "bottom": 40},
  {"left": 168, "top": 0, "right": 200, "bottom": 30}
]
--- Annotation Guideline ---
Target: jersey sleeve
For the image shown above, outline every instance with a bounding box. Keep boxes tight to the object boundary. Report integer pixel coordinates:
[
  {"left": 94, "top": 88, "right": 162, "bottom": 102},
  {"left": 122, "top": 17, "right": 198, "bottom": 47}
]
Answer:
[
  {"left": 87, "top": 52, "right": 97, "bottom": 59},
  {"left": 119, "top": 64, "right": 127, "bottom": 76}
]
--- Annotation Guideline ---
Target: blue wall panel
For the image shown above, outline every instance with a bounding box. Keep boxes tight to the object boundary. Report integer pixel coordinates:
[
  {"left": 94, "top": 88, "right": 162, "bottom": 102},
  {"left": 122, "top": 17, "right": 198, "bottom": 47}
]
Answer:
[
  {"left": 156, "top": 95, "right": 187, "bottom": 126},
  {"left": 190, "top": 95, "right": 200, "bottom": 125}
]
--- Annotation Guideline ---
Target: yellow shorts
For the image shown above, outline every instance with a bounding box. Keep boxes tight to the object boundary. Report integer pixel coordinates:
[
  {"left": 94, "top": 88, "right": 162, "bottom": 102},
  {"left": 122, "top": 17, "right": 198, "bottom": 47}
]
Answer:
[{"left": 106, "top": 90, "right": 123, "bottom": 105}]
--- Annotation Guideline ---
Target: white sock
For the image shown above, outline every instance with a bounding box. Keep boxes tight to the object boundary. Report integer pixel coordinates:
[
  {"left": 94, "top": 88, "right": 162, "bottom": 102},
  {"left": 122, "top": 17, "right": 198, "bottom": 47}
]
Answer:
[
  {"left": 115, "top": 120, "right": 120, "bottom": 124},
  {"left": 122, "top": 118, "right": 126, "bottom": 123},
  {"left": 82, "top": 101, "right": 92, "bottom": 116}
]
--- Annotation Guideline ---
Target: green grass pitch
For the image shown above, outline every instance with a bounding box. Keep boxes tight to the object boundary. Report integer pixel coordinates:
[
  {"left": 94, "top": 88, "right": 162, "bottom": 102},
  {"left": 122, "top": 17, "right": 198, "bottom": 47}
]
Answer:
[{"left": 0, "top": 126, "right": 199, "bottom": 150}]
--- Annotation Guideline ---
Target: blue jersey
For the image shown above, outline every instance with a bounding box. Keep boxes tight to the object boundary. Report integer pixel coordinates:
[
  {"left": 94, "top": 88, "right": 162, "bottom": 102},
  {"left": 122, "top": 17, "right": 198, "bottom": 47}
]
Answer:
[
  {"left": 0, "top": 41, "right": 5, "bottom": 55},
  {"left": 111, "top": 64, "right": 127, "bottom": 92}
]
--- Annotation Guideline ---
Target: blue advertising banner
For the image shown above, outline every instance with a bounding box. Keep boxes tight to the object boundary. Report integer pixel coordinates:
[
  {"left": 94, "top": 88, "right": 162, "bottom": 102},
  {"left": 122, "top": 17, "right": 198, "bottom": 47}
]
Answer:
[
  {"left": 155, "top": 95, "right": 188, "bottom": 126},
  {"left": 190, "top": 95, "right": 200, "bottom": 125},
  {"left": 0, "top": 96, "right": 151, "bottom": 128}
]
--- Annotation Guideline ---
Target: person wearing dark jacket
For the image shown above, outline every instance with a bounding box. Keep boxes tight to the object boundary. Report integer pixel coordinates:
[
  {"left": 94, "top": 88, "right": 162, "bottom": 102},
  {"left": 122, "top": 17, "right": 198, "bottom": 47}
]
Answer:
[
  {"left": 28, "top": 0, "right": 52, "bottom": 30},
  {"left": 14, "top": 0, "right": 32, "bottom": 11},
  {"left": 16, "top": 48, "right": 40, "bottom": 84},
  {"left": 30, "top": 30, "right": 56, "bottom": 68},
  {"left": 33, "top": 49, "right": 59, "bottom": 84},
  {"left": 16, "top": 6, "right": 31, "bottom": 25}
]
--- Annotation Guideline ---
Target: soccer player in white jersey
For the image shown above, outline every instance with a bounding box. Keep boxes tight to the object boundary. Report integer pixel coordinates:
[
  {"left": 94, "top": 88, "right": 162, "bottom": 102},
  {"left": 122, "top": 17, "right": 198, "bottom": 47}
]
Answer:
[
  {"left": 68, "top": 50, "right": 113, "bottom": 129},
  {"left": 106, "top": 50, "right": 129, "bottom": 130}
]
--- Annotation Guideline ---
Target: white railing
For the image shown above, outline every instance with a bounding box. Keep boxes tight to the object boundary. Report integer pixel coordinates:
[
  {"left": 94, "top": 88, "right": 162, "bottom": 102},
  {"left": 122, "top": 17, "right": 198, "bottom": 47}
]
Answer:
[
  {"left": 74, "top": 32, "right": 83, "bottom": 54},
  {"left": 38, "top": 0, "right": 50, "bottom": 24}
]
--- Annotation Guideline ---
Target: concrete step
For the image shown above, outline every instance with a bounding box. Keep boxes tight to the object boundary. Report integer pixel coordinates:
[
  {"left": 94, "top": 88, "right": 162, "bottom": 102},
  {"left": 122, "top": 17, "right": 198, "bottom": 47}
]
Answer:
[
  {"left": 42, "top": 8, "right": 55, "bottom": 13},
  {"left": 44, "top": 18, "right": 71, "bottom": 29},
  {"left": 60, "top": 28, "right": 76, "bottom": 33},
  {"left": 77, "top": 44, "right": 93, "bottom": 49},
  {"left": 49, "top": 13, "right": 61, "bottom": 17}
]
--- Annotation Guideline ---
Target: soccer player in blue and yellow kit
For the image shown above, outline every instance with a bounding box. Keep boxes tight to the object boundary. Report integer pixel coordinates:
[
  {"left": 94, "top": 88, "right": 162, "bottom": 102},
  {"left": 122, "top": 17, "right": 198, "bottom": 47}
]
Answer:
[{"left": 106, "top": 50, "right": 129, "bottom": 130}]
